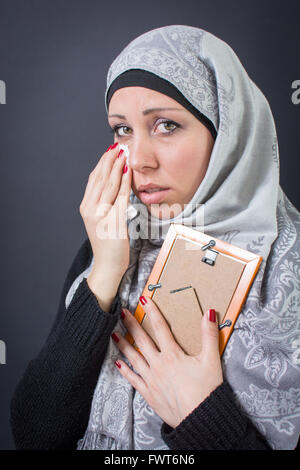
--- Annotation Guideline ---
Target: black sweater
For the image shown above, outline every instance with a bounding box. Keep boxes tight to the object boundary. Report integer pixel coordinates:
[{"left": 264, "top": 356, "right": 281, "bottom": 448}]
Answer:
[{"left": 10, "top": 238, "right": 273, "bottom": 450}]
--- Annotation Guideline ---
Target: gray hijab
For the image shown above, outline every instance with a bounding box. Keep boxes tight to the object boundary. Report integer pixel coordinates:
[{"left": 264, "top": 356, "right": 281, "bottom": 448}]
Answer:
[{"left": 68, "top": 25, "right": 299, "bottom": 450}]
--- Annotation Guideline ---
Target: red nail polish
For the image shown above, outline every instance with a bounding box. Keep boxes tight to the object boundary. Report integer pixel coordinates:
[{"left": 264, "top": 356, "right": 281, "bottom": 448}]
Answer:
[
  {"left": 121, "top": 310, "right": 125, "bottom": 320},
  {"left": 106, "top": 144, "right": 112, "bottom": 152},
  {"left": 117, "top": 149, "right": 124, "bottom": 158},
  {"left": 115, "top": 360, "right": 121, "bottom": 369},
  {"left": 111, "top": 142, "right": 118, "bottom": 149},
  {"left": 139, "top": 296, "right": 147, "bottom": 306},
  {"left": 123, "top": 164, "right": 128, "bottom": 174},
  {"left": 112, "top": 332, "right": 119, "bottom": 342},
  {"left": 208, "top": 309, "right": 216, "bottom": 322}
]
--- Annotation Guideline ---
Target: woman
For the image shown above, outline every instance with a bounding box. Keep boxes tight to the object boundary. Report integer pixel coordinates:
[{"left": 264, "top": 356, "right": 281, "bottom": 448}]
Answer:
[{"left": 10, "top": 25, "right": 300, "bottom": 450}]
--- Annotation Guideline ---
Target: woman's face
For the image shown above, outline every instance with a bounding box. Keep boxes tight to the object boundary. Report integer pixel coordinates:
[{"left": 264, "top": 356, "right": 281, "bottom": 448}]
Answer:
[{"left": 108, "top": 87, "right": 215, "bottom": 219}]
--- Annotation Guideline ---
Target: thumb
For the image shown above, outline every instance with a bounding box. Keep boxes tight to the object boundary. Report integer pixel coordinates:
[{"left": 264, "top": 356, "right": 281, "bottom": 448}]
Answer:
[{"left": 200, "top": 308, "right": 220, "bottom": 357}]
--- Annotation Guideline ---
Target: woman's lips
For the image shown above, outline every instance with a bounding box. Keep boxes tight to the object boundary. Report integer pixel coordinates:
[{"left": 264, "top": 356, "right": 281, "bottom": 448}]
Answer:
[{"left": 138, "top": 188, "right": 171, "bottom": 204}]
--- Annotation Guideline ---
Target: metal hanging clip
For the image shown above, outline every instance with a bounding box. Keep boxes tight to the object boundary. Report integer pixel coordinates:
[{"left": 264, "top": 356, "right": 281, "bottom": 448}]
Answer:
[
  {"left": 201, "top": 240, "right": 216, "bottom": 251},
  {"left": 201, "top": 240, "right": 219, "bottom": 266},
  {"left": 148, "top": 282, "right": 162, "bottom": 291},
  {"left": 218, "top": 319, "right": 232, "bottom": 330}
]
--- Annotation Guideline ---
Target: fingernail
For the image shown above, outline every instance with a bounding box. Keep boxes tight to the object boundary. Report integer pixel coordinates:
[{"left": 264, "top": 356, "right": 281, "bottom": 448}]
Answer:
[
  {"left": 106, "top": 144, "right": 112, "bottom": 152},
  {"left": 117, "top": 149, "right": 124, "bottom": 158},
  {"left": 139, "top": 295, "right": 147, "bottom": 306},
  {"left": 123, "top": 164, "right": 128, "bottom": 174},
  {"left": 115, "top": 360, "right": 121, "bottom": 369},
  {"left": 111, "top": 142, "right": 118, "bottom": 149},
  {"left": 208, "top": 309, "right": 216, "bottom": 322},
  {"left": 121, "top": 310, "right": 126, "bottom": 320},
  {"left": 111, "top": 332, "right": 119, "bottom": 342}
]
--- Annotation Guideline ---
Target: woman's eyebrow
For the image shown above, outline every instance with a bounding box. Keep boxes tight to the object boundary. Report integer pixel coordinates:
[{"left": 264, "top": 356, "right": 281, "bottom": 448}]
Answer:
[{"left": 108, "top": 107, "right": 185, "bottom": 119}]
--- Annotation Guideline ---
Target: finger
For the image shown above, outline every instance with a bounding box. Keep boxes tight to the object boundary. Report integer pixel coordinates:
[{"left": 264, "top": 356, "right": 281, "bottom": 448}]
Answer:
[
  {"left": 95, "top": 142, "right": 121, "bottom": 180},
  {"left": 114, "top": 358, "right": 148, "bottom": 397},
  {"left": 94, "top": 154, "right": 130, "bottom": 229},
  {"left": 121, "top": 308, "right": 160, "bottom": 364},
  {"left": 99, "top": 150, "right": 127, "bottom": 206},
  {"left": 114, "top": 164, "right": 132, "bottom": 228},
  {"left": 115, "top": 158, "right": 132, "bottom": 205},
  {"left": 100, "top": 158, "right": 132, "bottom": 231},
  {"left": 197, "top": 308, "right": 220, "bottom": 359},
  {"left": 82, "top": 143, "right": 120, "bottom": 206},
  {"left": 111, "top": 331, "right": 151, "bottom": 377},
  {"left": 90, "top": 147, "right": 125, "bottom": 204},
  {"left": 138, "top": 296, "right": 180, "bottom": 353}
]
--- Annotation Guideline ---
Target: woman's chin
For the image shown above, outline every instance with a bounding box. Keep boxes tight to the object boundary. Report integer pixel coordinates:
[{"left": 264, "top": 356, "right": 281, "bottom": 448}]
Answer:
[{"left": 147, "top": 203, "right": 183, "bottom": 220}]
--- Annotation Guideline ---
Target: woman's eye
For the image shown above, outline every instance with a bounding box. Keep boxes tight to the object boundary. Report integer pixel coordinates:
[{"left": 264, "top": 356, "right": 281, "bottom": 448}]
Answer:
[
  {"left": 113, "top": 126, "right": 132, "bottom": 137},
  {"left": 157, "top": 121, "right": 178, "bottom": 133},
  {"left": 111, "top": 120, "right": 179, "bottom": 137}
]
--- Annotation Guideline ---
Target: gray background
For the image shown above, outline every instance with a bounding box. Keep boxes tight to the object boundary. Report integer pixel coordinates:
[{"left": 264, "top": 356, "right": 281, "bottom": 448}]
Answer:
[{"left": 0, "top": 0, "right": 299, "bottom": 450}]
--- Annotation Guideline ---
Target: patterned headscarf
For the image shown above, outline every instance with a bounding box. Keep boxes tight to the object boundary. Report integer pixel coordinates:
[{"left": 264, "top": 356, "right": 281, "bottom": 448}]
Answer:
[{"left": 67, "top": 25, "right": 300, "bottom": 450}]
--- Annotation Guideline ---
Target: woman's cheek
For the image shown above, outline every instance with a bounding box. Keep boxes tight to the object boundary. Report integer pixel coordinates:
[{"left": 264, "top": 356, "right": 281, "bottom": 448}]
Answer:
[{"left": 168, "top": 149, "right": 192, "bottom": 176}]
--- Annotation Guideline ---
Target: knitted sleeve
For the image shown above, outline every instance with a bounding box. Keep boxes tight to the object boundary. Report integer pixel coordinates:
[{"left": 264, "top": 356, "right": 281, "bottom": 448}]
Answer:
[
  {"left": 10, "top": 239, "right": 122, "bottom": 450},
  {"left": 161, "top": 381, "right": 272, "bottom": 450}
]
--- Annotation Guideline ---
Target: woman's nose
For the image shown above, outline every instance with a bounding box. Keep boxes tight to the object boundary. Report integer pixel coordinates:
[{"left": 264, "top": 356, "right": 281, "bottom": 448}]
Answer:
[{"left": 128, "top": 137, "right": 159, "bottom": 172}]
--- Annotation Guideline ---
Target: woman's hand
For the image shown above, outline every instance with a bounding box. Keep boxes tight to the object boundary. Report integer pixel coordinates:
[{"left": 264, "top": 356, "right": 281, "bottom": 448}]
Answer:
[
  {"left": 79, "top": 142, "right": 132, "bottom": 280},
  {"left": 112, "top": 296, "right": 223, "bottom": 429}
]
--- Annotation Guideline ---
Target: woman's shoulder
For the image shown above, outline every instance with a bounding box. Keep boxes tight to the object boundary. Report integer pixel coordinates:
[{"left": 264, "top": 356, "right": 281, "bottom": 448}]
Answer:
[{"left": 279, "top": 191, "right": 300, "bottom": 226}]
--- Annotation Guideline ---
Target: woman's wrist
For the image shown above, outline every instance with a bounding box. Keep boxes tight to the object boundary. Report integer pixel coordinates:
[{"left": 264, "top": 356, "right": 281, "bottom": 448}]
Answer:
[
  {"left": 87, "top": 268, "right": 123, "bottom": 313},
  {"left": 160, "top": 381, "right": 247, "bottom": 450}
]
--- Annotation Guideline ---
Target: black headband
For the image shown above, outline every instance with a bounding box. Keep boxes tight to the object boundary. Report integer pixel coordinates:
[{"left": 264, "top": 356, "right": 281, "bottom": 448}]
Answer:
[{"left": 106, "top": 69, "right": 217, "bottom": 140}]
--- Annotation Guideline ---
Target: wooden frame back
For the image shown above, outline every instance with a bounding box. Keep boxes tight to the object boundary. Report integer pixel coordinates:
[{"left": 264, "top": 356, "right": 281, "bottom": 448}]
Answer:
[{"left": 125, "top": 223, "right": 262, "bottom": 356}]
